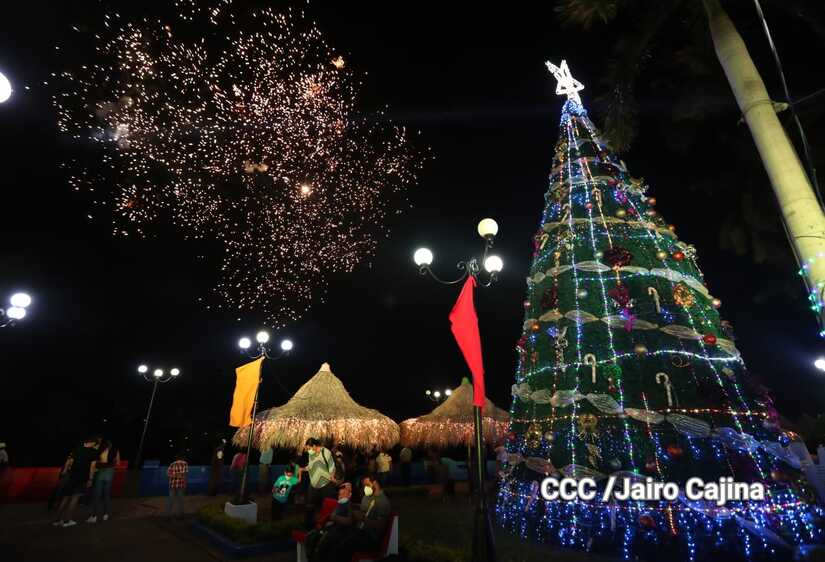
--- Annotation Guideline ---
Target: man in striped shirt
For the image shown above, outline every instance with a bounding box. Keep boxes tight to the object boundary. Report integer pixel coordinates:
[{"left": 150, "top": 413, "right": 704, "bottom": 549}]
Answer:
[
  {"left": 301, "top": 437, "right": 337, "bottom": 529},
  {"left": 166, "top": 452, "right": 188, "bottom": 519}
]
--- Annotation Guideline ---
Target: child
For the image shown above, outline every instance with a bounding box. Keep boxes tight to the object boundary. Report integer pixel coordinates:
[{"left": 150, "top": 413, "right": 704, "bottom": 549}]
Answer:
[
  {"left": 166, "top": 452, "right": 188, "bottom": 519},
  {"left": 271, "top": 463, "right": 299, "bottom": 520}
]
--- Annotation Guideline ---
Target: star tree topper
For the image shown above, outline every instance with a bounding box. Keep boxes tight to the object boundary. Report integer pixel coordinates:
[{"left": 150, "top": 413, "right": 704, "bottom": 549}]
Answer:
[{"left": 545, "top": 60, "right": 584, "bottom": 105}]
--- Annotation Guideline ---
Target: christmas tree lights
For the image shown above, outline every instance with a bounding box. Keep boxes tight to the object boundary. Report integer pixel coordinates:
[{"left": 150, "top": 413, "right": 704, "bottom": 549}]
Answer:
[{"left": 497, "top": 61, "right": 823, "bottom": 561}]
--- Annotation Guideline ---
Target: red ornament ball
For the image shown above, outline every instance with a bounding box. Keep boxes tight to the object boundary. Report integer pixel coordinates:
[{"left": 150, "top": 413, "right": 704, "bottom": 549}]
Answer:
[
  {"left": 672, "top": 251, "right": 685, "bottom": 261},
  {"left": 647, "top": 197, "right": 657, "bottom": 206},
  {"left": 585, "top": 202, "right": 593, "bottom": 210},
  {"left": 530, "top": 322, "right": 541, "bottom": 332},
  {"left": 666, "top": 444, "right": 684, "bottom": 459},
  {"left": 702, "top": 333, "right": 718, "bottom": 345},
  {"left": 770, "top": 469, "right": 789, "bottom": 482},
  {"left": 638, "top": 515, "right": 656, "bottom": 530}
]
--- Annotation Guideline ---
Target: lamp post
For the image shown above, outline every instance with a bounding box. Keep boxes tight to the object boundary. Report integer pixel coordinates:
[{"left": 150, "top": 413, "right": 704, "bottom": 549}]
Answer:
[
  {"left": 0, "top": 292, "right": 32, "bottom": 327},
  {"left": 133, "top": 364, "right": 181, "bottom": 472},
  {"left": 235, "top": 330, "right": 293, "bottom": 503},
  {"left": 425, "top": 388, "right": 452, "bottom": 403},
  {"left": 413, "top": 217, "right": 503, "bottom": 562}
]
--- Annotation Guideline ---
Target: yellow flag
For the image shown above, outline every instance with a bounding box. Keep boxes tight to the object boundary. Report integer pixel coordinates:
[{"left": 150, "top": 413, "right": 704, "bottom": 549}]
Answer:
[{"left": 229, "top": 357, "right": 263, "bottom": 428}]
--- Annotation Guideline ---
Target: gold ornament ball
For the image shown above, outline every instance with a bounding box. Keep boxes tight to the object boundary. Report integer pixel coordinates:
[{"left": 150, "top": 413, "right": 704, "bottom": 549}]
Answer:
[
  {"left": 647, "top": 197, "right": 657, "bottom": 206},
  {"left": 646, "top": 209, "right": 657, "bottom": 217},
  {"left": 656, "top": 250, "right": 668, "bottom": 260},
  {"left": 668, "top": 224, "right": 676, "bottom": 232},
  {"left": 543, "top": 431, "right": 555, "bottom": 443},
  {"left": 634, "top": 343, "right": 648, "bottom": 355},
  {"left": 615, "top": 209, "right": 627, "bottom": 218},
  {"left": 530, "top": 322, "right": 541, "bottom": 332},
  {"left": 711, "top": 298, "right": 722, "bottom": 308},
  {"left": 525, "top": 423, "right": 543, "bottom": 448}
]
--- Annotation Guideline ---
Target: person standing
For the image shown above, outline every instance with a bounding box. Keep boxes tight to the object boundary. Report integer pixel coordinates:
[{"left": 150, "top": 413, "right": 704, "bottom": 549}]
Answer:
[
  {"left": 48, "top": 449, "right": 74, "bottom": 511},
  {"left": 0, "top": 442, "right": 8, "bottom": 472},
  {"left": 375, "top": 451, "right": 392, "bottom": 486},
  {"left": 270, "top": 463, "right": 299, "bottom": 520},
  {"left": 166, "top": 451, "right": 188, "bottom": 519},
  {"left": 87, "top": 440, "right": 120, "bottom": 523},
  {"left": 258, "top": 446, "right": 273, "bottom": 495},
  {"left": 230, "top": 449, "right": 248, "bottom": 497},
  {"left": 54, "top": 437, "right": 99, "bottom": 527},
  {"left": 208, "top": 438, "right": 227, "bottom": 496},
  {"left": 399, "top": 446, "right": 413, "bottom": 486},
  {"left": 301, "top": 438, "right": 337, "bottom": 530}
]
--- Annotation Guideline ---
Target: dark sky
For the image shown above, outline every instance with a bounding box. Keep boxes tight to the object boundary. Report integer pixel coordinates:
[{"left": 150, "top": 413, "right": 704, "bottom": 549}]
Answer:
[{"left": 1, "top": 1, "right": 823, "bottom": 466}]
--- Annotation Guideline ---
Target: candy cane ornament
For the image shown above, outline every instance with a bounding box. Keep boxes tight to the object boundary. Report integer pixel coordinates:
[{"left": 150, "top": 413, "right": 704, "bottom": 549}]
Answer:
[
  {"left": 584, "top": 353, "right": 597, "bottom": 384},
  {"left": 647, "top": 287, "right": 661, "bottom": 313},
  {"left": 656, "top": 372, "right": 673, "bottom": 407}
]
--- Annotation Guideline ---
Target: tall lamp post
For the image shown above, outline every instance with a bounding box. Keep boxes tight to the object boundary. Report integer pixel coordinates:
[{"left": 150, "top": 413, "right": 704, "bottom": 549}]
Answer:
[
  {"left": 413, "top": 217, "right": 503, "bottom": 562},
  {"left": 235, "top": 330, "right": 293, "bottom": 504},
  {"left": 134, "top": 364, "right": 181, "bottom": 471},
  {"left": 0, "top": 292, "right": 32, "bottom": 327}
]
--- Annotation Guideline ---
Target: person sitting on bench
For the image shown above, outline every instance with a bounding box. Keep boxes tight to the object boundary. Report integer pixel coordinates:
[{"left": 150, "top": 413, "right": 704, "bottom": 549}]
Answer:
[{"left": 321, "top": 476, "right": 391, "bottom": 562}]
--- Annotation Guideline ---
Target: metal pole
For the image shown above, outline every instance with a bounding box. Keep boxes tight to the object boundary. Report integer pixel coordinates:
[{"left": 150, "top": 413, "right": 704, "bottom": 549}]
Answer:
[
  {"left": 471, "top": 404, "right": 496, "bottom": 562},
  {"left": 134, "top": 379, "right": 159, "bottom": 472},
  {"left": 237, "top": 362, "right": 261, "bottom": 503}
]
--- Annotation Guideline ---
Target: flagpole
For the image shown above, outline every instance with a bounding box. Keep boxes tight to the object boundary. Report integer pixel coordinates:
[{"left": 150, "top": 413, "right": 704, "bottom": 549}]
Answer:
[
  {"left": 237, "top": 363, "right": 261, "bottom": 504},
  {"left": 412, "top": 218, "right": 502, "bottom": 562}
]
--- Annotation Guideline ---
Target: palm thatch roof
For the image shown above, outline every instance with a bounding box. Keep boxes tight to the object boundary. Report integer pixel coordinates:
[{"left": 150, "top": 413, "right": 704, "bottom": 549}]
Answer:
[
  {"left": 233, "top": 362, "right": 399, "bottom": 452},
  {"left": 400, "top": 378, "right": 510, "bottom": 449}
]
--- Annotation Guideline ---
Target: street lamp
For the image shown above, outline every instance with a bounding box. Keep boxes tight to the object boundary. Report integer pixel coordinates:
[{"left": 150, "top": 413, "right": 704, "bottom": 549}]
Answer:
[
  {"left": 413, "top": 217, "right": 502, "bottom": 562},
  {"left": 425, "top": 388, "right": 453, "bottom": 403},
  {"left": 133, "top": 363, "right": 182, "bottom": 472},
  {"left": 1, "top": 291, "right": 32, "bottom": 327},
  {"left": 815, "top": 357, "right": 825, "bottom": 372},
  {"left": 234, "top": 330, "right": 294, "bottom": 503}
]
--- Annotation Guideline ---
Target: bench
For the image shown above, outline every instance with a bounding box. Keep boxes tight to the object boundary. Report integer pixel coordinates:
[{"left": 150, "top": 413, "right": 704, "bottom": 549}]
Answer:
[{"left": 292, "top": 498, "right": 399, "bottom": 562}]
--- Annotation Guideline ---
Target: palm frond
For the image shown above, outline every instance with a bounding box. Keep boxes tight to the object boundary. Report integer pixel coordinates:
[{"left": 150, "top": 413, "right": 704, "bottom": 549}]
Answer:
[{"left": 555, "top": 0, "right": 621, "bottom": 29}]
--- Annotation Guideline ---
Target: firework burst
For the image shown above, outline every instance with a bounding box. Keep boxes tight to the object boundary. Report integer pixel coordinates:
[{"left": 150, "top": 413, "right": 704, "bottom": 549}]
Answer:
[{"left": 54, "top": 1, "right": 424, "bottom": 324}]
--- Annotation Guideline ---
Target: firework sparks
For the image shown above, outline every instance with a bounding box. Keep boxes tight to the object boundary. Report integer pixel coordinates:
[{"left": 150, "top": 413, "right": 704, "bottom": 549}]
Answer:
[{"left": 54, "top": 2, "right": 424, "bottom": 324}]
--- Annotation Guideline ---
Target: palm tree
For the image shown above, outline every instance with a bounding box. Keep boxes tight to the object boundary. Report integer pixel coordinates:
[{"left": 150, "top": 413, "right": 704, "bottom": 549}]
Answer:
[{"left": 557, "top": 0, "right": 825, "bottom": 329}]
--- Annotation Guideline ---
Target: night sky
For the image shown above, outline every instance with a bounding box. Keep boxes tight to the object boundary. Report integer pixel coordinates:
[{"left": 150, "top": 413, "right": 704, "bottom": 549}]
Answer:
[{"left": 1, "top": 1, "right": 823, "bottom": 466}]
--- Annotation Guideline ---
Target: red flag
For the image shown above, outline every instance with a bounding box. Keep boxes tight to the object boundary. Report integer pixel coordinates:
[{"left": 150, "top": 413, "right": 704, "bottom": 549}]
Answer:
[{"left": 449, "top": 276, "right": 485, "bottom": 408}]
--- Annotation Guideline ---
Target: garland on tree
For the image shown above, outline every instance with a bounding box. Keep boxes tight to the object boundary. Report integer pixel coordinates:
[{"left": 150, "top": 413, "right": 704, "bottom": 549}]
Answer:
[{"left": 497, "top": 62, "right": 823, "bottom": 562}]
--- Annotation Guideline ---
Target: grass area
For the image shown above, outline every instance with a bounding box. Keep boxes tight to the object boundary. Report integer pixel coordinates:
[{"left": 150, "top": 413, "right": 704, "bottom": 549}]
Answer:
[
  {"left": 195, "top": 503, "right": 302, "bottom": 545},
  {"left": 389, "top": 495, "right": 617, "bottom": 562}
]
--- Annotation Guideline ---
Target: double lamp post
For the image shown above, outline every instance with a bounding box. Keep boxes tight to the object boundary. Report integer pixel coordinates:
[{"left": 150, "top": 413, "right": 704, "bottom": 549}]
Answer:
[{"left": 413, "top": 217, "right": 503, "bottom": 562}]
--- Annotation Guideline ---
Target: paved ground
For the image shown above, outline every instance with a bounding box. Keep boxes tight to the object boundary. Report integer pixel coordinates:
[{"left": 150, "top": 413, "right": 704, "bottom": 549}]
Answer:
[
  {"left": 0, "top": 495, "right": 292, "bottom": 562},
  {"left": 0, "top": 493, "right": 612, "bottom": 562}
]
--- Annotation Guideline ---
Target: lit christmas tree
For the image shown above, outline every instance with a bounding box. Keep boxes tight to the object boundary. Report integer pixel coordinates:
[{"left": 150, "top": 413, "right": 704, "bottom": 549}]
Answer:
[{"left": 497, "top": 61, "right": 823, "bottom": 561}]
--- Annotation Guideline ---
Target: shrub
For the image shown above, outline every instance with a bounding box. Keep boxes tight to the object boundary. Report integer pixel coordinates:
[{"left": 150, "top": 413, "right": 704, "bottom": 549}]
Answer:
[{"left": 195, "top": 504, "right": 301, "bottom": 545}]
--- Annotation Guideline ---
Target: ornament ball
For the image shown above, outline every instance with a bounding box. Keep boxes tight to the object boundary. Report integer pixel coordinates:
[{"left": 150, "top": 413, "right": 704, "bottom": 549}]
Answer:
[
  {"left": 530, "top": 322, "right": 541, "bottom": 332},
  {"left": 585, "top": 202, "right": 593, "bottom": 210},
  {"left": 647, "top": 197, "right": 657, "bottom": 206},
  {"left": 615, "top": 209, "right": 627, "bottom": 218},
  {"left": 523, "top": 300, "right": 531, "bottom": 308},
  {"left": 595, "top": 251, "right": 604, "bottom": 259},
  {"left": 639, "top": 515, "right": 656, "bottom": 530},
  {"left": 634, "top": 343, "right": 648, "bottom": 355},
  {"left": 646, "top": 209, "right": 656, "bottom": 217},
  {"left": 576, "top": 288, "right": 589, "bottom": 299},
  {"left": 672, "top": 251, "right": 685, "bottom": 261},
  {"left": 656, "top": 250, "right": 668, "bottom": 260},
  {"left": 668, "top": 224, "right": 676, "bottom": 232},
  {"left": 711, "top": 298, "right": 722, "bottom": 308},
  {"left": 666, "top": 444, "right": 684, "bottom": 459},
  {"left": 543, "top": 431, "right": 555, "bottom": 443},
  {"left": 703, "top": 333, "right": 717, "bottom": 345}
]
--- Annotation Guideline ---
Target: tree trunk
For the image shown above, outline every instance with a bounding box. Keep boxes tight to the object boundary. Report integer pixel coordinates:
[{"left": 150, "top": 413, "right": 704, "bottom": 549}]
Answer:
[{"left": 703, "top": 0, "right": 825, "bottom": 327}]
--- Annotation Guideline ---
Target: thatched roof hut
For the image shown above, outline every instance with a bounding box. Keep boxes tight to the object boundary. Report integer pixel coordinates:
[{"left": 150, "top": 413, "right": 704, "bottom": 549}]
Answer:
[
  {"left": 399, "top": 378, "right": 509, "bottom": 449},
  {"left": 233, "top": 362, "right": 399, "bottom": 452}
]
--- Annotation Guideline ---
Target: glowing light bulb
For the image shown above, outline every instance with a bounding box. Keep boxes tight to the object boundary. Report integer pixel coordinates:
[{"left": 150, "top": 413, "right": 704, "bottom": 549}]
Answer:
[
  {"left": 413, "top": 248, "right": 433, "bottom": 266},
  {"left": 170, "top": 368, "right": 180, "bottom": 376},
  {"left": 153, "top": 368, "right": 164, "bottom": 378},
  {"left": 6, "top": 307, "right": 25, "bottom": 320},
  {"left": 256, "top": 330, "right": 270, "bottom": 344},
  {"left": 138, "top": 364, "right": 149, "bottom": 373},
  {"left": 477, "top": 218, "right": 498, "bottom": 239},
  {"left": 238, "top": 337, "right": 252, "bottom": 349},
  {"left": 10, "top": 292, "right": 32, "bottom": 308},
  {"left": 280, "top": 339, "right": 294, "bottom": 351},
  {"left": 0, "top": 71, "right": 11, "bottom": 104},
  {"left": 484, "top": 255, "right": 503, "bottom": 273}
]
